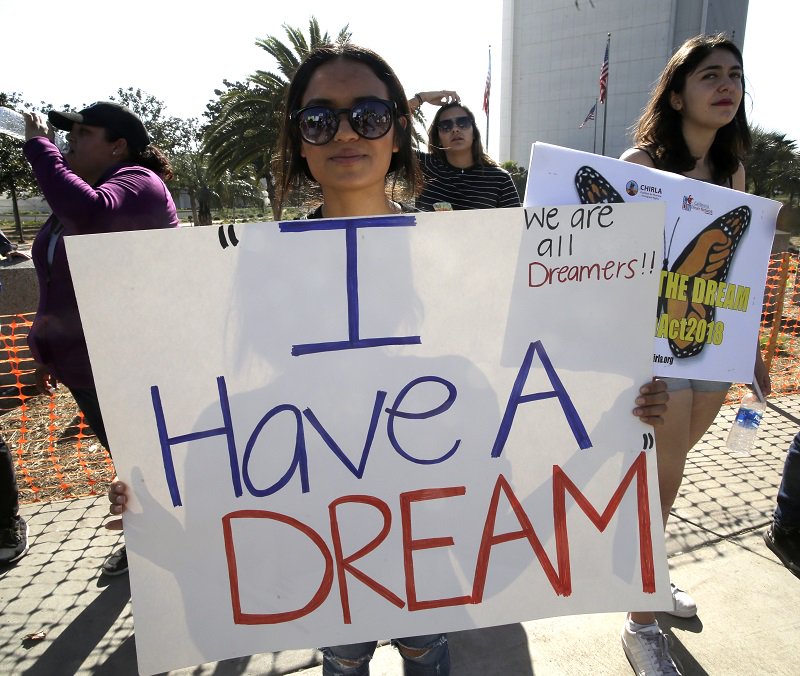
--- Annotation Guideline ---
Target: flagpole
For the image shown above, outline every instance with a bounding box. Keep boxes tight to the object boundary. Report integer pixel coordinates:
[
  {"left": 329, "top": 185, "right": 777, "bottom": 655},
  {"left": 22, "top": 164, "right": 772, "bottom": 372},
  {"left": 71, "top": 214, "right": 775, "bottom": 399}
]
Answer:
[
  {"left": 484, "top": 46, "right": 491, "bottom": 148},
  {"left": 601, "top": 33, "right": 610, "bottom": 156},
  {"left": 593, "top": 97, "right": 598, "bottom": 154}
]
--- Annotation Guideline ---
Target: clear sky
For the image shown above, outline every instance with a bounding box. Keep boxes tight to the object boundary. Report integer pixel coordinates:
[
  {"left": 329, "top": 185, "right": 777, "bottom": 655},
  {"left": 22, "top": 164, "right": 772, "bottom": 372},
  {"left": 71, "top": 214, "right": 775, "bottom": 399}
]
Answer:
[{"left": 0, "top": 0, "right": 794, "bottom": 156}]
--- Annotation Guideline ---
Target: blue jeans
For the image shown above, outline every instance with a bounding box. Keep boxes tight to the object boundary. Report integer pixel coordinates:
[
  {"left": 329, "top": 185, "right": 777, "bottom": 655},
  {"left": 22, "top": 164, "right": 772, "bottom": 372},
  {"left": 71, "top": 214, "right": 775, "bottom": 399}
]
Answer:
[
  {"left": 322, "top": 634, "right": 449, "bottom": 676},
  {"left": 775, "top": 431, "right": 800, "bottom": 530}
]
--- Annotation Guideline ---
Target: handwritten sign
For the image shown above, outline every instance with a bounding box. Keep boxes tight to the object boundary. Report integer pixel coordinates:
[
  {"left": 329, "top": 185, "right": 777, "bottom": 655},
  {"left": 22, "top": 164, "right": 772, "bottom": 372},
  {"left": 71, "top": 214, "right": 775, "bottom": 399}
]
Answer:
[
  {"left": 524, "top": 142, "right": 781, "bottom": 383},
  {"left": 66, "top": 205, "right": 669, "bottom": 675}
]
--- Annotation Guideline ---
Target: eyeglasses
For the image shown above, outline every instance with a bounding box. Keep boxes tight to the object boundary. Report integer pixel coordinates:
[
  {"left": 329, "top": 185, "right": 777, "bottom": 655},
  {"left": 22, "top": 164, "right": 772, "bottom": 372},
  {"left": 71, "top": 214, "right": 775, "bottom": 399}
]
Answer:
[
  {"left": 291, "top": 98, "right": 397, "bottom": 145},
  {"left": 437, "top": 116, "right": 472, "bottom": 133}
]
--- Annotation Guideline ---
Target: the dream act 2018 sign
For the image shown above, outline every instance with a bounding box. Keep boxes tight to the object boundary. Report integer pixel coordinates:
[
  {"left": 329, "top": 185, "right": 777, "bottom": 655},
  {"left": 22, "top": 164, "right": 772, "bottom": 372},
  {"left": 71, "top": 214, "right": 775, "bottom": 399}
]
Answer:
[
  {"left": 67, "top": 204, "right": 669, "bottom": 675},
  {"left": 525, "top": 142, "right": 781, "bottom": 383}
]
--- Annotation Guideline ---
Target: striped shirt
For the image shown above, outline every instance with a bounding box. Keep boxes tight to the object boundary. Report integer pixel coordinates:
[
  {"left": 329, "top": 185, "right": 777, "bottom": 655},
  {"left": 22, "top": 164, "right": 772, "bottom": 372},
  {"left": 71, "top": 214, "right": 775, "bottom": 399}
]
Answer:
[{"left": 416, "top": 152, "right": 521, "bottom": 211}]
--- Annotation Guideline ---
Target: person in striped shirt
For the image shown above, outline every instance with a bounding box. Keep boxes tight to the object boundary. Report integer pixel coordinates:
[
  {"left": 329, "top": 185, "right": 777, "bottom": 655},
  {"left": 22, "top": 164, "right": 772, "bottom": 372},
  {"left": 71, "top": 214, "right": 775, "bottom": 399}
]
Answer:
[{"left": 409, "top": 91, "right": 520, "bottom": 210}]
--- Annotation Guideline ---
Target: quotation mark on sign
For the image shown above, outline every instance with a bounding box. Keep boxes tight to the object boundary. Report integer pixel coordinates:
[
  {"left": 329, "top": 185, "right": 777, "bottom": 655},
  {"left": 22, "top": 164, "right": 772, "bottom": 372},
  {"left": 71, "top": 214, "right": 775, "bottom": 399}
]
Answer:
[
  {"left": 218, "top": 224, "right": 239, "bottom": 249},
  {"left": 642, "top": 432, "right": 654, "bottom": 450}
]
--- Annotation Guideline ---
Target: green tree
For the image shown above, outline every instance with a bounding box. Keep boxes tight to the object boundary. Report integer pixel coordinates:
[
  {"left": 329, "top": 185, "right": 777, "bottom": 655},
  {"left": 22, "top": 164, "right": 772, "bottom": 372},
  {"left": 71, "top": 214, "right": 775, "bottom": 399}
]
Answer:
[
  {"left": 0, "top": 92, "right": 46, "bottom": 242},
  {"left": 215, "top": 169, "right": 263, "bottom": 222},
  {"left": 746, "top": 126, "right": 800, "bottom": 204},
  {"left": 202, "top": 18, "right": 351, "bottom": 219},
  {"left": 502, "top": 160, "right": 528, "bottom": 202},
  {"left": 168, "top": 117, "right": 217, "bottom": 225},
  {"left": 109, "top": 87, "right": 185, "bottom": 154},
  {"left": 108, "top": 88, "right": 250, "bottom": 225}
]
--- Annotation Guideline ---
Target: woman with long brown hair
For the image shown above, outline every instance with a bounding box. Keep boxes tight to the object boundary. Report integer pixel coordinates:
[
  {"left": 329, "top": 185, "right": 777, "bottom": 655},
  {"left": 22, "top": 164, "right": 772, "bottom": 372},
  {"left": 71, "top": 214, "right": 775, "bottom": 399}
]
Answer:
[{"left": 619, "top": 34, "right": 770, "bottom": 676}]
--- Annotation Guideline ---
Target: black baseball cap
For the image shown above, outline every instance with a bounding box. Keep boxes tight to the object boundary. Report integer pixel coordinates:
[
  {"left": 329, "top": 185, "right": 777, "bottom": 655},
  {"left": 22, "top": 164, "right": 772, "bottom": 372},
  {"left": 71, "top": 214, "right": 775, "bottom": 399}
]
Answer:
[{"left": 48, "top": 102, "right": 150, "bottom": 152}]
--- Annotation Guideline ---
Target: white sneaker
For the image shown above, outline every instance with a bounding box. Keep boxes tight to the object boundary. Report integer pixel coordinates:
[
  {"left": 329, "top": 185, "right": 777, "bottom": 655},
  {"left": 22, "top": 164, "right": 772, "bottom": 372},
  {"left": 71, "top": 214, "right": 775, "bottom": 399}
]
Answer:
[
  {"left": 621, "top": 621, "right": 682, "bottom": 675},
  {"left": 665, "top": 583, "right": 697, "bottom": 618}
]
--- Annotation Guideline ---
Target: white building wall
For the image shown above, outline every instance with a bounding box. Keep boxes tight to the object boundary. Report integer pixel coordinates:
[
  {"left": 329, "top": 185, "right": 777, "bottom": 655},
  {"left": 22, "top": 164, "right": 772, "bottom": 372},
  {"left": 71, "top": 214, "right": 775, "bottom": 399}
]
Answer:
[{"left": 500, "top": 0, "right": 748, "bottom": 175}]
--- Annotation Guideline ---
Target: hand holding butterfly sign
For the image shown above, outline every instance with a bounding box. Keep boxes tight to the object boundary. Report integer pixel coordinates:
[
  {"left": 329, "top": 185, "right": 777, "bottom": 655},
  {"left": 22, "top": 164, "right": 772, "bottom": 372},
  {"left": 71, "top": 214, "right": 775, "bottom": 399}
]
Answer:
[{"left": 632, "top": 378, "right": 669, "bottom": 425}]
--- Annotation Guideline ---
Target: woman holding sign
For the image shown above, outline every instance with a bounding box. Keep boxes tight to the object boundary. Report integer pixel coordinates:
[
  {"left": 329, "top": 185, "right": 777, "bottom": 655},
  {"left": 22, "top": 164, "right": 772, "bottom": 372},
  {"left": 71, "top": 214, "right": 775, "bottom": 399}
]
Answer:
[
  {"left": 620, "top": 33, "right": 770, "bottom": 675},
  {"left": 109, "top": 42, "right": 668, "bottom": 675}
]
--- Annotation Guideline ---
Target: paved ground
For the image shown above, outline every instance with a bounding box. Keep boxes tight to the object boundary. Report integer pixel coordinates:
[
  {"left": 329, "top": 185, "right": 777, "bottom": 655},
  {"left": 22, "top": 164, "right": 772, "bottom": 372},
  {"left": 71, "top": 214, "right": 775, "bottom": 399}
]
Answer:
[{"left": 2, "top": 397, "right": 799, "bottom": 675}]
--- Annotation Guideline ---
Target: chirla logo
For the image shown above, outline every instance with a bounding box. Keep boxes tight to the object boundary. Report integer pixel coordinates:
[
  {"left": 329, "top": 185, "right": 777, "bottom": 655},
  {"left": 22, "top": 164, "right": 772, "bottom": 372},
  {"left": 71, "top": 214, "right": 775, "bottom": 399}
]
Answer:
[{"left": 625, "top": 180, "right": 639, "bottom": 196}]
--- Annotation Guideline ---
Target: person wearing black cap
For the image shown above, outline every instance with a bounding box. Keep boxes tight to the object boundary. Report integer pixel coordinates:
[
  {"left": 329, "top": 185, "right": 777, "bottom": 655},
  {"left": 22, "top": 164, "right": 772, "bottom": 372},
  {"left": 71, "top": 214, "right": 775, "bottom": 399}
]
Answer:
[{"left": 22, "top": 101, "right": 179, "bottom": 576}]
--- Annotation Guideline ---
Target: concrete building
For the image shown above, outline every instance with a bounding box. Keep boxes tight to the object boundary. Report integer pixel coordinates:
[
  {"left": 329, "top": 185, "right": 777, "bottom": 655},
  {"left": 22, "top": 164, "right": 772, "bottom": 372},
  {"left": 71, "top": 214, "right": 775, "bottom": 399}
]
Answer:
[{"left": 499, "top": 0, "right": 748, "bottom": 173}]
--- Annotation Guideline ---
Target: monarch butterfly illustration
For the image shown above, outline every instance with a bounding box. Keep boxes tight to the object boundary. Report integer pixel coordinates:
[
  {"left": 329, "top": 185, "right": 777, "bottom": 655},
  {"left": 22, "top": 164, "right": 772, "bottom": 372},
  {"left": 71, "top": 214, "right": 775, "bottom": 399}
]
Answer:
[
  {"left": 575, "top": 166, "right": 625, "bottom": 204},
  {"left": 574, "top": 165, "right": 751, "bottom": 358}
]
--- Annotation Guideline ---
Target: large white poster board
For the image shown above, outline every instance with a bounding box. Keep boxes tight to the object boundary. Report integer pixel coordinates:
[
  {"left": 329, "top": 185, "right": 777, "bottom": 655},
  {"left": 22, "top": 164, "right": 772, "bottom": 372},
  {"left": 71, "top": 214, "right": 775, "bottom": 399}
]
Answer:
[
  {"left": 525, "top": 142, "right": 781, "bottom": 383},
  {"left": 67, "top": 205, "right": 669, "bottom": 675}
]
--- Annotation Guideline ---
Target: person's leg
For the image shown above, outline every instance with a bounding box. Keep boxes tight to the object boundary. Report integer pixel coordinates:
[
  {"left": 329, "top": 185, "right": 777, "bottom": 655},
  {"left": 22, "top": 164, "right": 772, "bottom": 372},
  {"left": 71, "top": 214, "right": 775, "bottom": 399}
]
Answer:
[
  {"left": 625, "top": 380, "right": 727, "bottom": 672},
  {"left": 392, "top": 634, "right": 449, "bottom": 676},
  {"left": 654, "top": 385, "right": 728, "bottom": 526},
  {"left": 68, "top": 387, "right": 126, "bottom": 573},
  {"left": 653, "top": 387, "right": 694, "bottom": 527},
  {"left": 775, "top": 431, "right": 800, "bottom": 530},
  {"left": 0, "top": 436, "right": 28, "bottom": 564},
  {"left": 685, "top": 387, "right": 730, "bottom": 450},
  {"left": 0, "top": 229, "right": 15, "bottom": 256},
  {"left": 764, "top": 431, "right": 800, "bottom": 575},
  {"left": 321, "top": 641, "right": 378, "bottom": 676},
  {"left": 0, "top": 436, "right": 19, "bottom": 525},
  {"left": 629, "top": 384, "right": 695, "bottom": 626}
]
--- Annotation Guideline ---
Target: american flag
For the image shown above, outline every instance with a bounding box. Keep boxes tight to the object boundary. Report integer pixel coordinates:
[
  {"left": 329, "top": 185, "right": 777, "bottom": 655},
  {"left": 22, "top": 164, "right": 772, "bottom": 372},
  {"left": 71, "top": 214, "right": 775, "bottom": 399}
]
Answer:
[
  {"left": 483, "top": 48, "right": 491, "bottom": 115},
  {"left": 599, "top": 35, "right": 610, "bottom": 104},
  {"left": 579, "top": 102, "right": 597, "bottom": 128}
]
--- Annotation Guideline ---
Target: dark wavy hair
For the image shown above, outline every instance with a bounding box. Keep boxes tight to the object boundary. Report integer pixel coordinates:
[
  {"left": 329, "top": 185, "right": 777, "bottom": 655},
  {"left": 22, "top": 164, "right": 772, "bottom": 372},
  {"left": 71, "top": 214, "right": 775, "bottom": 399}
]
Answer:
[
  {"left": 277, "top": 43, "right": 419, "bottom": 204},
  {"left": 632, "top": 33, "right": 750, "bottom": 184},
  {"left": 104, "top": 129, "right": 174, "bottom": 181},
  {"left": 427, "top": 102, "right": 497, "bottom": 167}
]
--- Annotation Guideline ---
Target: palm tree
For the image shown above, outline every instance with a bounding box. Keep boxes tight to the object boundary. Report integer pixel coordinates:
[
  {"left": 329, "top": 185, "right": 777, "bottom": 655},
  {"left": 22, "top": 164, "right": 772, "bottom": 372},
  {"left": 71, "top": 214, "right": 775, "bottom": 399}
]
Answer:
[
  {"left": 202, "top": 18, "right": 351, "bottom": 219},
  {"left": 746, "top": 126, "right": 800, "bottom": 203}
]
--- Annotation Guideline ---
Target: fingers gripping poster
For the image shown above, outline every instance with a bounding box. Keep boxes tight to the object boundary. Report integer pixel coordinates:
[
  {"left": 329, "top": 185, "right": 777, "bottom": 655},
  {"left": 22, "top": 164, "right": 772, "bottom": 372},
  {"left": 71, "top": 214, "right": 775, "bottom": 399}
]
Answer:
[
  {"left": 524, "top": 142, "right": 781, "bottom": 383},
  {"left": 67, "top": 204, "right": 669, "bottom": 675}
]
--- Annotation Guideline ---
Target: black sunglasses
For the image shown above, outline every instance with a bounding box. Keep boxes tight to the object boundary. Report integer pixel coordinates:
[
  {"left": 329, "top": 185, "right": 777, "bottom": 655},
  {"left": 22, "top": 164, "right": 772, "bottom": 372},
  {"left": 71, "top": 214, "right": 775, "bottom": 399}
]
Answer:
[
  {"left": 292, "top": 98, "right": 397, "bottom": 145},
  {"left": 437, "top": 116, "right": 472, "bottom": 133}
]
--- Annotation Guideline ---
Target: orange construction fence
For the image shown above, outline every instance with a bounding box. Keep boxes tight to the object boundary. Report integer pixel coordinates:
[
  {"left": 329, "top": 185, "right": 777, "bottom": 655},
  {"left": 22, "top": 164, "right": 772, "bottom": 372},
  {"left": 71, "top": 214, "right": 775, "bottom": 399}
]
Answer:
[
  {"left": 2, "top": 252, "right": 799, "bottom": 503},
  {"left": 0, "top": 313, "right": 113, "bottom": 503}
]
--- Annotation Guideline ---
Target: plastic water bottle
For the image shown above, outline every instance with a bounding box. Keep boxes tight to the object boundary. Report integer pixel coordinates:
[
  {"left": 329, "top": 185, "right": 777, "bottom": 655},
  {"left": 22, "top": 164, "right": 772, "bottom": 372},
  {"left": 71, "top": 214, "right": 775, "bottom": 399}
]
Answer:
[
  {"left": 0, "top": 106, "right": 68, "bottom": 151},
  {"left": 0, "top": 106, "right": 26, "bottom": 141},
  {"left": 726, "top": 390, "right": 766, "bottom": 454}
]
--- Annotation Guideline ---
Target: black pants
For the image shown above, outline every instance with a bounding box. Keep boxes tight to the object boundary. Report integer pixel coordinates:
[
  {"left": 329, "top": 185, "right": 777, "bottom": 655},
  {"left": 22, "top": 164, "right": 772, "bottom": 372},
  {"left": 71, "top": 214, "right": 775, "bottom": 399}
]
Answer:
[
  {"left": 69, "top": 387, "right": 110, "bottom": 452},
  {"left": 0, "top": 229, "right": 15, "bottom": 256},
  {"left": 0, "top": 437, "right": 19, "bottom": 527}
]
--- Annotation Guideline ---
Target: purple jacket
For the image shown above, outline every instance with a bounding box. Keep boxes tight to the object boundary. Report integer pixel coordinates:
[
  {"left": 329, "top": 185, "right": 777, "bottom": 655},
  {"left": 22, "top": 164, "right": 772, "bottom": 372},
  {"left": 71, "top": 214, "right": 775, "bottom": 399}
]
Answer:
[{"left": 24, "top": 137, "right": 179, "bottom": 389}]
